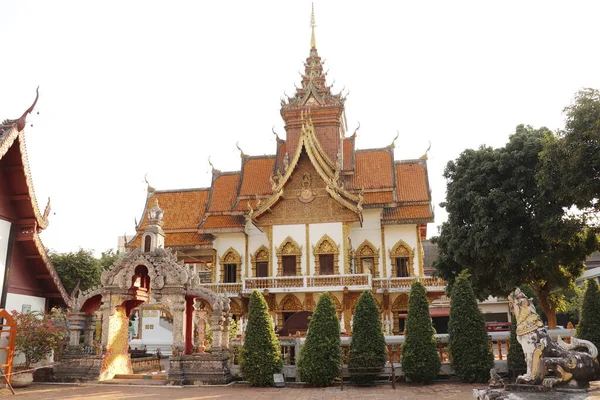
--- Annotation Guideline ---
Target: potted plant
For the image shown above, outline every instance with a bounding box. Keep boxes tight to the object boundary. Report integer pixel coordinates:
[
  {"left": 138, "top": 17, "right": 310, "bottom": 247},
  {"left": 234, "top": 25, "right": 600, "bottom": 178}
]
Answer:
[{"left": 11, "top": 310, "right": 68, "bottom": 387}]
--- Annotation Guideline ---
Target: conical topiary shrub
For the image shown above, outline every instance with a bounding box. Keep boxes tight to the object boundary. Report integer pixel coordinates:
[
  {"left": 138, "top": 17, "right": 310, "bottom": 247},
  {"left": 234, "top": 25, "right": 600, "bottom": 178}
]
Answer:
[
  {"left": 507, "top": 314, "right": 526, "bottom": 377},
  {"left": 401, "top": 280, "right": 441, "bottom": 384},
  {"left": 240, "top": 290, "right": 282, "bottom": 386},
  {"left": 448, "top": 272, "right": 494, "bottom": 382},
  {"left": 576, "top": 279, "right": 600, "bottom": 352},
  {"left": 297, "top": 292, "right": 341, "bottom": 386},
  {"left": 348, "top": 290, "right": 387, "bottom": 385}
]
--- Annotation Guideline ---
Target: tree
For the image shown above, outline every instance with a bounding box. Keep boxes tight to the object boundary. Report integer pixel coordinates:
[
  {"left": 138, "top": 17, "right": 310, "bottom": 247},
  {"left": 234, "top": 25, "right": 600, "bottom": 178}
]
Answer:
[
  {"left": 401, "top": 281, "right": 440, "bottom": 384},
  {"left": 576, "top": 279, "right": 600, "bottom": 352},
  {"left": 448, "top": 271, "right": 493, "bottom": 382},
  {"left": 540, "top": 88, "right": 600, "bottom": 219},
  {"left": 50, "top": 249, "right": 103, "bottom": 293},
  {"left": 297, "top": 292, "right": 341, "bottom": 386},
  {"left": 99, "top": 249, "right": 120, "bottom": 270},
  {"left": 240, "top": 290, "right": 282, "bottom": 386},
  {"left": 434, "top": 125, "right": 597, "bottom": 328},
  {"left": 507, "top": 314, "right": 526, "bottom": 375},
  {"left": 348, "top": 290, "right": 386, "bottom": 385}
]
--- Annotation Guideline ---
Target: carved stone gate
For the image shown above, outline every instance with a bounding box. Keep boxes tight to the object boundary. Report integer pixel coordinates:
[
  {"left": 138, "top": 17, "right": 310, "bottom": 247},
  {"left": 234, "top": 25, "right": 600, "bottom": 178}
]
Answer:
[{"left": 54, "top": 199, "right": 232, "bottom": 385}]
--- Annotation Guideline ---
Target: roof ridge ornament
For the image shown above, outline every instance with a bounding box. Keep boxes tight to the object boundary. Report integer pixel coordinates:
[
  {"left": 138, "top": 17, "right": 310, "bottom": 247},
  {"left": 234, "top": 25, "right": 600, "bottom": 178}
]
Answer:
[
  {"left": 236, "top": 141, "right": 248, "bottom": 159},
  {"left": 387, "top": 131, "right": 400, "bottom": 149},
  {"left": 144, "top": 174, "right": 155, "bottom": 194},
  {"left": 310, "top": 3, "right": 316, "bottom": 49},
  {"left": 420, "top": 140, "right": 432, "bottom": 160},
  {"left": 16, "top": 86, "right": 39, "bottom": 132}
]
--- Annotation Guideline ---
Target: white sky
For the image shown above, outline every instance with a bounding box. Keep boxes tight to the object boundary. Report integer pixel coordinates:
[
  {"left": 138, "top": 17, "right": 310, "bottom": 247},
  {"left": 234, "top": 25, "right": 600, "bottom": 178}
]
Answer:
[{"left": 1, "top": 1, "right": 599, "bottom": 255}]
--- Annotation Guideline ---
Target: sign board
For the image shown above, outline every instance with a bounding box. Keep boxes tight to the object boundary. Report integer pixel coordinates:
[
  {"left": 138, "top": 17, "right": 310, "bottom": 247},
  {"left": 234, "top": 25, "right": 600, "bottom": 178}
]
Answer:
[{"left": 273, "top": 373, "right": 285, "bottom": 387}]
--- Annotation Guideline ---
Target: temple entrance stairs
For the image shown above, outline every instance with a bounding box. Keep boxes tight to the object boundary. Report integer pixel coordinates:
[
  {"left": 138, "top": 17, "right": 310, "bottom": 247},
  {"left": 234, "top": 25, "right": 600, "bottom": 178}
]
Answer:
[{"left": 101, "top": 373, "right": 167, "bottom": 386}]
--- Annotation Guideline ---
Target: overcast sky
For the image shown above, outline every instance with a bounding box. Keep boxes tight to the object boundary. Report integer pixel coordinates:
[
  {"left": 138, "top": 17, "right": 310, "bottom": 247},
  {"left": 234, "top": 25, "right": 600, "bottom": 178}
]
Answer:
[{"left": 1, "top": 1, "right": 599, "bottom": 255}]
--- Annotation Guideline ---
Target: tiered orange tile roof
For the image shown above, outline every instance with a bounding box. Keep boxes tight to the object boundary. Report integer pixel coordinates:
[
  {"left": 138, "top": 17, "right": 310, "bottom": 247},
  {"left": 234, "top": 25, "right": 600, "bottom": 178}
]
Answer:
[
  {"left": 207, "top": 173, "right": 240, "bottom": 212},
  {"left": 363, "top": 191, "right": 394, "bottom": 205},
  {"left": 200, "top": 215, "right": 245, "bottom": 229},
  {"left": 395, "top": 162, "right": 430, "bottom": 202},
  {"left": 347, "top": 149, "right": 394, "bottom": 190},
  {"left": 383, "top": 204, "right": 433, "bottom": 221},
  {"left": 238, "top": 157, "right": 275, "bottom": 197}
]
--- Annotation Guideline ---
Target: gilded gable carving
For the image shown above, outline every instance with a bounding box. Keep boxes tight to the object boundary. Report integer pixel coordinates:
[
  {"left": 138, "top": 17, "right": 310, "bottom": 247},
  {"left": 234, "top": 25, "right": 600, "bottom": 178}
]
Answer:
[
  {"left": 219, "top": 247, "right": 242, "bottom": 283},
  {"left": 313, "top": 234, "right": 340, "bottom": 275},
  {"left": 389, "top": 240, "right": 414, "bottom": 277},
  {"left": 257, "top": 154, "right": 359, "bottom": 226},
  {"left": 354, "top": 239, "right": 380, "bottom": 276}
]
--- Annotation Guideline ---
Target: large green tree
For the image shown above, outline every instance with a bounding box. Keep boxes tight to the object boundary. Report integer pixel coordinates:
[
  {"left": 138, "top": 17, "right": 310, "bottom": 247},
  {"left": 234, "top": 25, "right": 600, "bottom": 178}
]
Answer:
[
  {"left": 448, "top": 272, "right": 493, "bottom": 383},
  {"left": 434, "top": 125, "right": 597, "bottom": 328},
  {"left": 576, "top": 279, "right": 600, "bottom": 352},
  {"left": 401, "top": 281, "right": 440, "bottom": 384},
  {"left": 50, "top": 249, "right": 103, "bottom": 293},
  {"left": 540, "top": 88, "right": 600, "bottom": 219},
  {"left": 297, "top": 292, "right": 341, "bottom": 386},
  {"left": 348, "top": 290, "right": 387, "bottom": 385},
  {"left": 240, "top": 290, "right": 282, "bottom": 386}
]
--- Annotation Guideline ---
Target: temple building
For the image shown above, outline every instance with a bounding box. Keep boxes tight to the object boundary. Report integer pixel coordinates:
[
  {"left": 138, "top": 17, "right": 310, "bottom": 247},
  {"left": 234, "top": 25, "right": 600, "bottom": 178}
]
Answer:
[
  {"left": 0, "top": 90, "right": 70, "bottom": 313},
  {"left": 126, "top": 8, "right": 445, "bottom": 345}
]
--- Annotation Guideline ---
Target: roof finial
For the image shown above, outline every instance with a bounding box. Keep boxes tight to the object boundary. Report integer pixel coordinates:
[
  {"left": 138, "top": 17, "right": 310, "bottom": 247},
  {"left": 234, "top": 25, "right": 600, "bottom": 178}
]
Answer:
[
  {"left": 310, "top": 3, "right": 316, "bottom": 49},
  {"left": 420, "top": 140, "right": 432, "bottom": 160}
]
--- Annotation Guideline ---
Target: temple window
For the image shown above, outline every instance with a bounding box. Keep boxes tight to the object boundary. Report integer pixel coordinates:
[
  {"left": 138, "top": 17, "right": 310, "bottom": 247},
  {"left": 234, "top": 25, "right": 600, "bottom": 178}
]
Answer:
[
  {"left": 251, "top": 246, "right": 270, "bottom": 278},
  {"left": 319, "top": 254, "right": 334, "bottom": 275},
  {"left": 224, "top": 264, "right": 237, "bottom": 283},
  {"left": 389, "top": 240, "right": 414, "bottom": 278},
  {"left": 313, "top": 234, "right": 339, "bottom": 275},
  {"left": 219, "top": 247, "right": 242, "bottom": 283},
  {"left": 354, "top": 240, "right": 380, "bottom": 277},
  {"left": 276, "top": 237, "right": 302, "bottom": 277},
  {"left": 394, "top": 257, "right": 409, "bottom": 278},
  {"left": 256, "top": 262, "right": 268, "bottom": 277},
  {"left": 282, "top": 256, "right": 297, "bottom": 276},
  {"left": 144, "top": 236, "right": 151, "bottom": 252}
]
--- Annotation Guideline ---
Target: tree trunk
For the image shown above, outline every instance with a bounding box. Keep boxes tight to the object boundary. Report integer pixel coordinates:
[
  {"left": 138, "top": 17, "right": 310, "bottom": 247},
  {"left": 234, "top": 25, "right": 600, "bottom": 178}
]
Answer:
[{"left": 532, "top": 285, "right": 557, "bottom": 329}]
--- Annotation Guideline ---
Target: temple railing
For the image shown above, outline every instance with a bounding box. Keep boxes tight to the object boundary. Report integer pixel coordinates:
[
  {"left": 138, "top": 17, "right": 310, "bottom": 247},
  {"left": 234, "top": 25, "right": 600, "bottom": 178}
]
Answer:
[
  {"left": 198, "top": 274, "right": 445, "bottom": 295},
  {"left": 242, "top": 274, "right": 372, "bottom": 293},
  {"left": 372, "top": 276, "right": 446, "bottom": 292}
]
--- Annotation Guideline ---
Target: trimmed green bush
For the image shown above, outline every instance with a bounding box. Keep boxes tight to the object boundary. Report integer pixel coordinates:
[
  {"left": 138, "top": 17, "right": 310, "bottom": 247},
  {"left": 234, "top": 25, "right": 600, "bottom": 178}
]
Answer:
[
  {"left": 401, "top": 280, "right": 441, "bottom": 384},
  {"left": 507, "top": 314, "right": 526, "bottom": 373},
  {"left": 297, "top": 292, "right": 341, "bottom": 386},
  {"left": 577, "top": 279, "right": 600, "bottom": 352},
  {"left": 348, "top": 290, "right": 387, "bottom": 385},
  {"left": 240, "top": 290, "right": 282, "bottom": 386},
  {"left": 448, "top": 272, "right": 494, "bottom": 382}
]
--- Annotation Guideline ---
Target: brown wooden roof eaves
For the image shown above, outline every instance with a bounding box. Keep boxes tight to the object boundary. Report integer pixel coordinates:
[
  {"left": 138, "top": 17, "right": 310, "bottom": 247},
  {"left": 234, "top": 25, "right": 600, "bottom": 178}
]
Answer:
[
  {"left": 362, "top": 191, "right": 394, "bottom": 205},
  {"left": 207, "top": 173, "right": 241, "bottom": 212},
  {"left": 348, "top": 149, "right": 394, "bottom": 190},
  {"left": 199, "top": 215, "right": 245, "bottom": 229},
  {"left": 238, "top": 157, "right": 275, "bottom": 196},
  {"left": 395, "top": 161, "right": 430, "bottom": 203},
  {"left": 382, "top": 204, "right": 433, "bottom": 223},
  {"left": 165, "top": 232, "right": 214, "bottom": 247}
]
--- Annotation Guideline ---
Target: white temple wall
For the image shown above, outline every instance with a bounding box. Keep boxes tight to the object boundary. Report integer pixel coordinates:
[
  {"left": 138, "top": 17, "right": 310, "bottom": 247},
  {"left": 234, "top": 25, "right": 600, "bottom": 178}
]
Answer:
[
  {"left": 308, "top": 222, "right": 343, "bottom": 275},
  {"left": 383, "top": 224, "right": 419, "bottom": 277},
  {"left": 273, "top": 224, "right": 305, "bottom": 275},
  {"left": 213, "top": 233, "right": 246, "bottom": 280},
  {"left": 348, "top": 209, "right": 383, "bottom": 273},
  {"left": 246, "top": 221, "right": 269, "bottom": 278}
]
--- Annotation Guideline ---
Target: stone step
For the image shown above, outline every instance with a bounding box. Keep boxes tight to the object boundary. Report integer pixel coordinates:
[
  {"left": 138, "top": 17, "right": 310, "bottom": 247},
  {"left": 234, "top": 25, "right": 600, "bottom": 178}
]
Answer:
[
  {"left": 101, "top": 378, "right": 168, "bottom": 386},
  {"left": 113, "top": 373, "right": 167, "bottom": 380}
]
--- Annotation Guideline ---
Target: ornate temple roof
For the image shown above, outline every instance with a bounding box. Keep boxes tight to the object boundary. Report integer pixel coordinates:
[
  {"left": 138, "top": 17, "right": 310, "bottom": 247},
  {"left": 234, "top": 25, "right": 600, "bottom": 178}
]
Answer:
[
  {"left": 0, "top": 89, "right": 70, "bottom": 306},
  {"left": 127, "top": 7, "right": 434, "bottom": 248}
]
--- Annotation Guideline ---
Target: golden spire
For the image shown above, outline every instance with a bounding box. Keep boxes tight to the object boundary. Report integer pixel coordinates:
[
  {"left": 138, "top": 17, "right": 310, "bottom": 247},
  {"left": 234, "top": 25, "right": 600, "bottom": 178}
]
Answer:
[{"left": 310, "top": 3, "right": 316, "bottom": 49}]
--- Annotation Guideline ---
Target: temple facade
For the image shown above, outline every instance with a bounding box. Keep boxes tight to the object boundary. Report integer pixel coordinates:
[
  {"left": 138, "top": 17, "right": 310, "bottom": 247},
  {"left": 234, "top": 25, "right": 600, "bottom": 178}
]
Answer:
[{"left": 126, "top": 10, "right": 445, "bottom": 345}]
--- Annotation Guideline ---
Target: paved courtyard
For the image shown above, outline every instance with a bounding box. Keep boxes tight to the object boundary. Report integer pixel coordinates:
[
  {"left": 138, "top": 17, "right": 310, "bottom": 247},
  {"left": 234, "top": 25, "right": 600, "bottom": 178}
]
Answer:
[
  {"left": 2, "top": 382, "right": 481, "bottom": 399},
  {"left": 3, "top": 381, "right": 600, "bottom": 399}
]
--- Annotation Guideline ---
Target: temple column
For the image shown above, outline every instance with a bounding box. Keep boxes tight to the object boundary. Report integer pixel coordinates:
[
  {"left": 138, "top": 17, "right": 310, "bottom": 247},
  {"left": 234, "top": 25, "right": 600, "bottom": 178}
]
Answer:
[
  {"left": 209, "top": 310, "right": 224, "bottom": 351},
  {"left": 185, "top": 297, "right": 194, "bottom": 354},
  {"left": 221, "top": 313, "right": 231, "bottom": 350},
  {"left": 168, "top": 295, "right": 186, "bottom": 355},
  {"left": 67, "top": 311, "right": 85, "bottom": 350}
]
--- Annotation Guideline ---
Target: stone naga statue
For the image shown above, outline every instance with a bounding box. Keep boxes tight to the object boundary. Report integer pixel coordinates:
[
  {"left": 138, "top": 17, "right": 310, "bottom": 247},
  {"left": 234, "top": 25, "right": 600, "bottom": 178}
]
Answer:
[{"left": 508, "top": 288, "right": 599, "bottom": 388}]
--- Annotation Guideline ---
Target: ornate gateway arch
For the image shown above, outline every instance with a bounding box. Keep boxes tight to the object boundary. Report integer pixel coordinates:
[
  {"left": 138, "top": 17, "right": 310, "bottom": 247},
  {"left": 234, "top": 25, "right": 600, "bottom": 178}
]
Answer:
[{"left": 58, "top": 199, "right": 232, "bottom": 385}]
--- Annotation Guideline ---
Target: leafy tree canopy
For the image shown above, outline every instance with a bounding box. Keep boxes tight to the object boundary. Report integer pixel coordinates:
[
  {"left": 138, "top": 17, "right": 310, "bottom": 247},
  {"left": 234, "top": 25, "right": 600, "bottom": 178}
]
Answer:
[
  {"left": 433, "top": 125, "right": 597, "bottom": 328},
  {"left": 540, "top": 88, "right": 600, "bottom": 220},
  {"left": 50, "top": 248, "right": 122, "bottom": 293}
]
